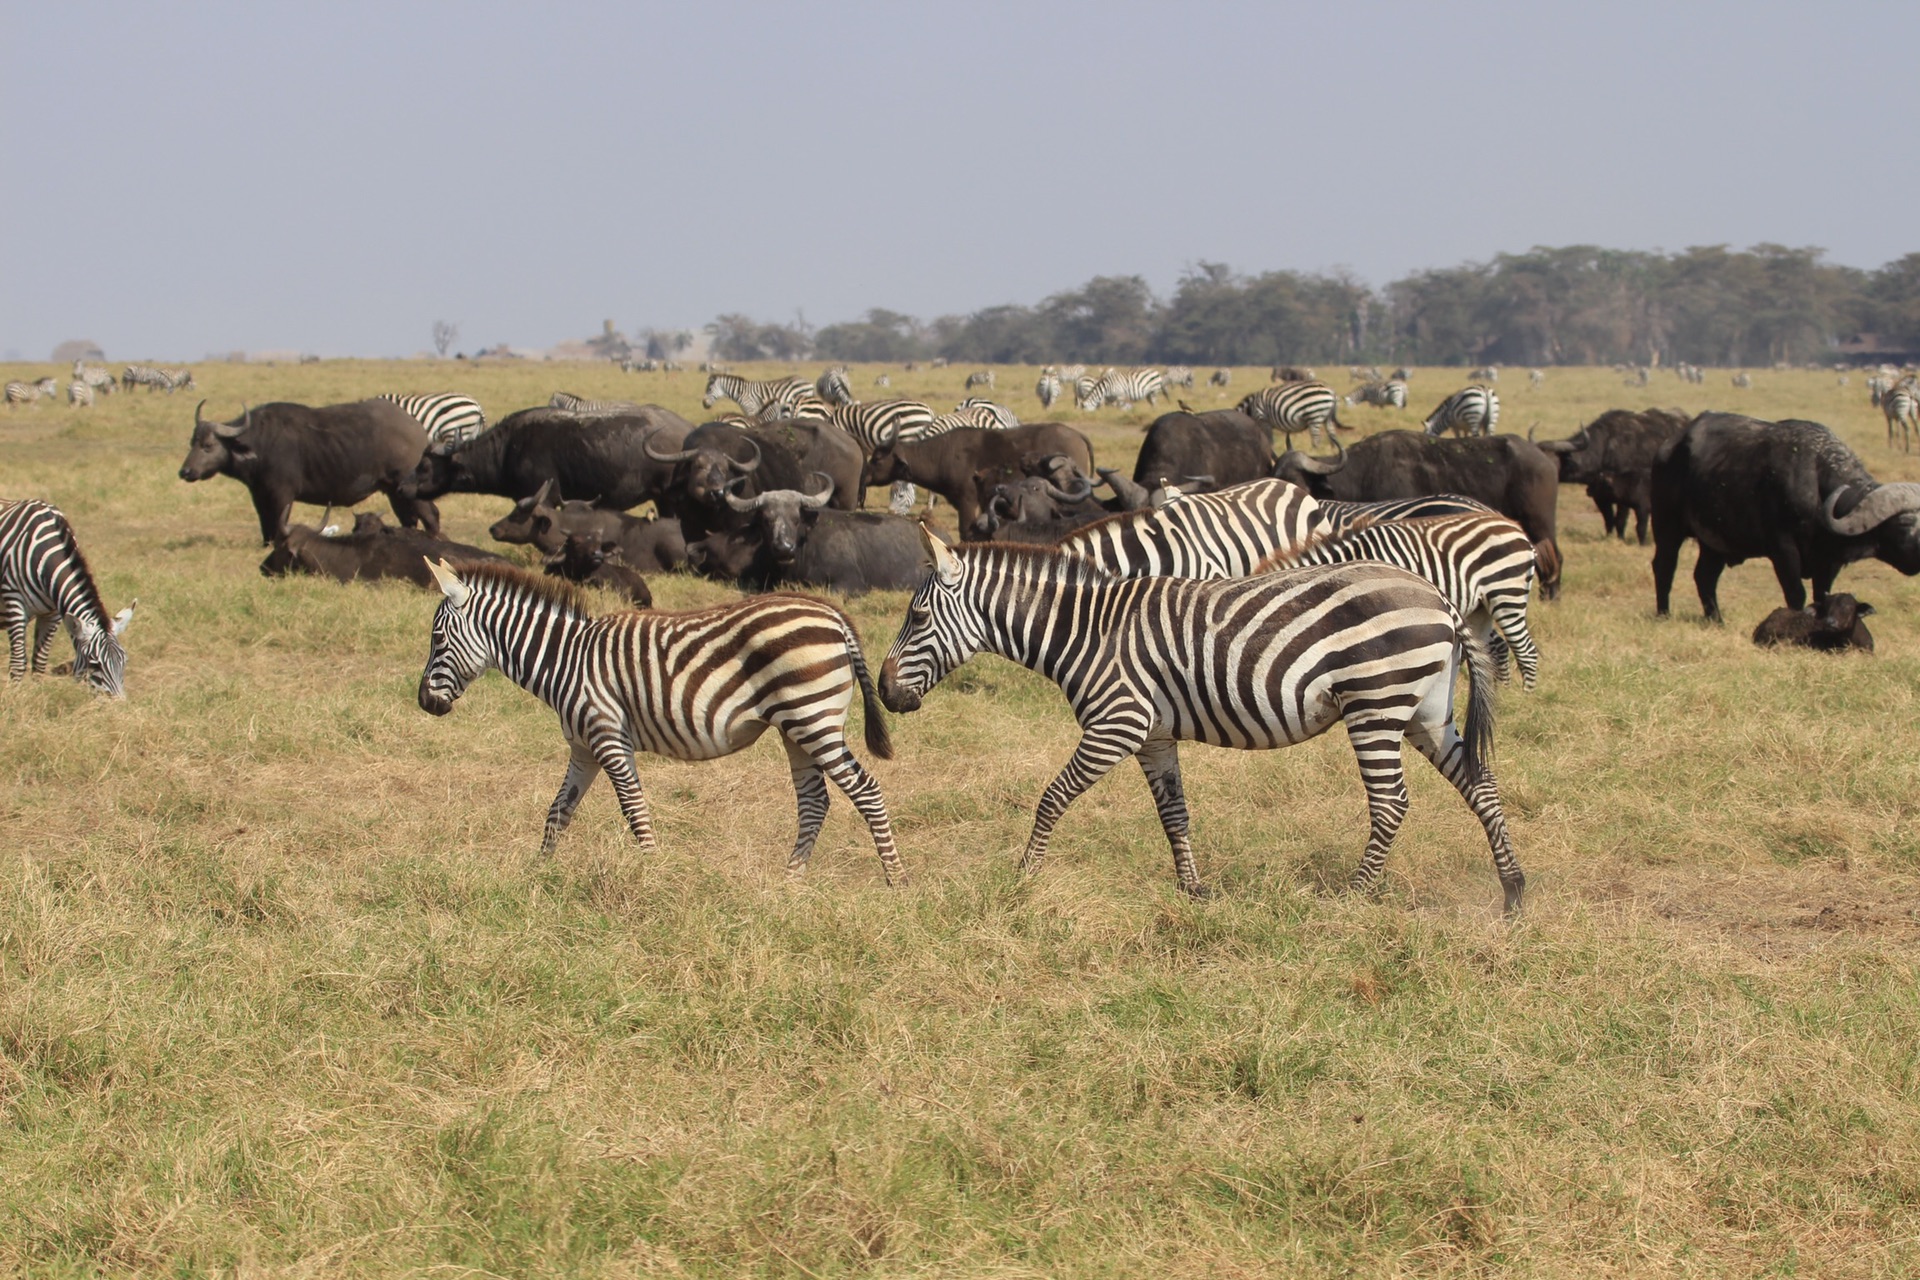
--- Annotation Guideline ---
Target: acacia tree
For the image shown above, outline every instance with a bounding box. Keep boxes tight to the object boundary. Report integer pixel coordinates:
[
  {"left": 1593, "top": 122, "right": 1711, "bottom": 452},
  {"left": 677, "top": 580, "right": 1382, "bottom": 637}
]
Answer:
[{"left": 432, "top": 320, "right": 458, "bottom": 358}]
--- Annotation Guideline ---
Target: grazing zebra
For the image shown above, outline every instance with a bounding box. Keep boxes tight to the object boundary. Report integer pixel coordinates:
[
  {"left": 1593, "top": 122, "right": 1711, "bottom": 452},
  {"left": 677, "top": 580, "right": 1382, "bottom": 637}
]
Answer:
[
  {"left": 1072, "top": 373, "right": 1104, "bottom": 412},
  {"left": 878, "top": 536, "right": 1525, "bottom": 911},
  {"left": 417, "top": 560, "right": 904, "bottom": 883},
  {"left": 378, "top": 392, "right": 487, "bottom": 451},
  {"left": 0, "top": 498, "right": 135, "bottom": 697},
  {"left": 817, "top": 365, "right": 854, "bottom": 405},
  {"left": 1884, "top": 381, "right": 1918, "bottom": 453},
  {"left": 1528, "top": 368, "right": 1545, "bottom": 388},
  {"left": 1237, "top": 379, "right": 1347, "bottom": 446},
  {"left": 702, "top": 372, "right": 811, "bottom": 415},
  {"left": 1057, "top": 478, "right": 1323, "bottom": 579},
  {"left": 1271, "top": 365, "right": 1315, "bottom": 382},
  {"left": 67, "top": 381, "right": 93, "bottom": 407},
  {"left": 619, "top": 357, "right": 658, "bottom": 372},
  {"left": 1209, "top": 368, "right": 1232, "bottom": 388},
  {"left": 1035, "top": 366, "right": 1061, "bottom": 409},
  {"left": 874, "top": 373, "right": 892, "bottom": 389},
  {"left": 1422, "top": 385, "right": 1500, "bottom": 437},
  {"left": 5, "top": 379, "right": 57, "bottom": 405},
  {"left": 1088, "top": 367, "right": 1168, "bottom": 412},
  {"left": 954, "top": 397, "right": 1019, "bottom": 429},
  {"left": 1057, "top": 364, "right": 1087, "bottom": 383},
  {"left": 1349, "top": 379, "right": 1407, "bottom": 409},
  {"left": 72, "top": 361, "right": 116, "bottom": 393},
  {"left": 122, "top": 365, "right": 173, "bottom": 392},
  {"left": 1469, "top": 365, "right": 1500, "bottom": 382},
  {"left": 1731, "top": 371, "right": 1753, "bottom": 389},
  {"left": 964, "top": 369, "right": 996, "bottom": 392},
  {"left": 549, "top": 391, "right": 644, "bottom": 415},
  {"left": 162, "top": 368, "right": 196, "bottom": 391},
  {"left": 1163, "top": 365, "right": 1195, "bottom": 390},
  {"left": 1260, "top": 512, "right": 1541, "bottom": 689}
]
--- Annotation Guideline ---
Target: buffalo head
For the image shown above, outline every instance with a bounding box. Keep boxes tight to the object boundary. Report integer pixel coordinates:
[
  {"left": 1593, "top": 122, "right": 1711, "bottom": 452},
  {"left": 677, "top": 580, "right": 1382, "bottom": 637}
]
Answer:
[
  {"left": 178, "top": 399, "right": 252, "bottom": 481},
  {"left": 647, "top": 433, "right": 761, "bottom": 508},
  {"left": 1823, "top": 483, "right": 1920, "bottom": 574},
  {"left": 725, "top": 472, "right": 833, "bottom": 564}
]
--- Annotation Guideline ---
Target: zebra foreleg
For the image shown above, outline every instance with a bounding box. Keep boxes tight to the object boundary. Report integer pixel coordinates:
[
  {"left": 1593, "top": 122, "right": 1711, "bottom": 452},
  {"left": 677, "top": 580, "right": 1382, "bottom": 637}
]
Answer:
[
  {"left": 787, "top": 733, "right": 907, "bottom": 887},
  {"left": 781, "top": 736, "right": 830, "bottom": 878},
  {"left": 3, "top": 595, "right": 27, "bottom": 681},
  {"left": 1342, "top": 719, "right": 1412, "bottom": 898},
  {"left": 542, "top": 741, "right": 603, "bottom": 854},
  {"left": 1405, "top": 720, "right": 1525, "bottom": 914},
  {"left": 1018, "top": 727, "right": 1143, "bottom": 879},
  {"left": 30, "top": 614, "right": 60, "bottom": 674},
  {"left": 1136, "top": 738, "right": 1211, "bottom": 898},
  {"left": 590, "top": 736, "right": 658, "bottom": 851}
]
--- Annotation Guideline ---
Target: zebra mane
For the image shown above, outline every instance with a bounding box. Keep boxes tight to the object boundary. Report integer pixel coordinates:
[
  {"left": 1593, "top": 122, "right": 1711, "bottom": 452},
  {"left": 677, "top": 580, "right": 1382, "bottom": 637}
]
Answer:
[
  {"left": 960, "top": 540, "right": 1116, "bottom": 587},
  {"left": 55, "top": 518, "right": 110, "bottom": 626},
  {"left": 458, "top": 561, "right": 592, "bottom": 618}
]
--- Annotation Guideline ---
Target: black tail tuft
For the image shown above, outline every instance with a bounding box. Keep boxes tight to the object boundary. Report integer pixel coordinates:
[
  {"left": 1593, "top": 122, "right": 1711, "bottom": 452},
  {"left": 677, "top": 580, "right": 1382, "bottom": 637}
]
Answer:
[
  {"left": 1459, "top": 625, "right": 1496, "bottom": 778},
  {"left": 841, "top": 616, "right": 894, "bottom": 760}
]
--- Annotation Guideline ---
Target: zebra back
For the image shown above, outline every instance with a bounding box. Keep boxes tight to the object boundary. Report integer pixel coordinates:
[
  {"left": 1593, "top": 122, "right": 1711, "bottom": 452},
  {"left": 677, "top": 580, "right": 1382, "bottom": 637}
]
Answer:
[
  {"left": 381, "top": 392, "right": 488, "bottom": 449},
  {"left": 1057, "top": 478, "right": 1323, "bottom": 579},
  {"left": 1314, "top": 493, "right": 1494, "bottom": 539},
  {"left": 1237, "top": 380, "right": 1342, "bottom": 444},
  {"left": 1422, "top": 385, "right": 1499, "bottom": 437}
]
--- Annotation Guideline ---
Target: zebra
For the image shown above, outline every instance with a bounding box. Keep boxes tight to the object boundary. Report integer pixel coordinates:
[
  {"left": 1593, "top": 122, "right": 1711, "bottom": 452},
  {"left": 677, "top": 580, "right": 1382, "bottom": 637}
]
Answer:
[
  {"left": 1035, "top": 366, "right": 1061, "bottom": 410},
  {"left": 1271, "top": 365, "right": 1316, "bottom": 382},
  {"left": 72, "top": 361, "right": 116, "bottom": 393},
  {"left": 1163, "top": 365, "right": 1195, "bottom": 390},
  {"left": 1528, "top": 368, "right": 1545, "bottom": 388},
  {"left": 878, "top": 536, "right": 1525, "bottom": 911},
  {"left": 1260, "top": 512, "right": 1542, "bottom": 689},
  {"left": 162, "top": 368, "right": 196, "bottom": 391},
  {"left": 816, "top": 365, "right": 854, "bottom": 405},
  {"left": 1422, "top": 385, "right": 1500, "bottom": 437},
  {"left": 0, "top": 498, "right": 135, "bottom": 697},
  {"left": 1731, "top": 371, "right": 1753, "bottom": 389},
  {"left": 702, "top": 372, "right": 811, "bottom": 416},
  {"left": 873, "top": 373, "right": 892, "bottom": 389},
  {"left": 1312, "top": 492, "right": 1494, "bottom": 539},
  {"left": 67, "top": 380, "right": 93, "bottom": 407},
  {"left": 1237, "top": 380, "right": 1347, "bottom": 446},
  {"left": 122, "top": 365, "right": 173, "bottom": 392},
  {"left": 417, "top": 559, "right": 905, "bottom": 884},
  {"left": 1088, "top": 367, "right": 1168, "bottom": 412},
  {"left": 1072, "top": 373, "right": 1105, "bottom": 412},
  {"left": 377, "top": 392, "right": 487, "bottom": 451},
  {"left": 1349, "top": 379, "right": 1407, "bottom": 409},
  {"left": 1469, "top": 365, "right": 1500, "bottom": 382},
  {"left": 1057, "top": 364, "right": 1087, "bottom": 383},
  {"left": 1884, "top": 381, "right": 1918, "bottom": 453},
  {"left": 1056, "top": 478, "right": 1323, "bottom": 579},
  {"left": 548, "top": 391, "right": 643, "bottom": 415},
  {"left": 964, "top": 370, "right": 996, "bottom": 392},
  {"left": 1209, "top": 368, "right": 1232, "bottom": 388},
  {"left": 820, "top": 399, "right": 936, "bottom": 455},
  {"left": 5, "top": 378, "right": 57, "bottom": 405},
  {"left": 954, "top": 397, "right": 1019, "bottom": 429}
]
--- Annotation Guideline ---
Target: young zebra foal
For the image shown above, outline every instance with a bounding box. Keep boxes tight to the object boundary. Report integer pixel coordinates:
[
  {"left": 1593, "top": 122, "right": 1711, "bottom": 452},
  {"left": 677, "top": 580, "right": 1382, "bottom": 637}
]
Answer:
[
  {"left": 879, "top": 533, "right": 1526, "bottom": 912},
  {"left": 416, "top": 560, "right": 905, "bottom": 883}
]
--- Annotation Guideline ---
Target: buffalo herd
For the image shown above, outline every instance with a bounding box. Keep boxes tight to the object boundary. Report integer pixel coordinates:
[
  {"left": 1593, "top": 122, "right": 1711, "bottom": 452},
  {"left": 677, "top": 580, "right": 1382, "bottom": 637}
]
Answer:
[{"left": 174, "top": 387, "right": 1918, "bottom": 655}]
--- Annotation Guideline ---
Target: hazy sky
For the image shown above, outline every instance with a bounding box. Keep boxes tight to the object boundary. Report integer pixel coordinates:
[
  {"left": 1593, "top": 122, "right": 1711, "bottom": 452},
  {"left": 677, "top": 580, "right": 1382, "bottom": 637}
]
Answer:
[{"left": 5, "top": 0, "right": 1916, "bottom": 360}]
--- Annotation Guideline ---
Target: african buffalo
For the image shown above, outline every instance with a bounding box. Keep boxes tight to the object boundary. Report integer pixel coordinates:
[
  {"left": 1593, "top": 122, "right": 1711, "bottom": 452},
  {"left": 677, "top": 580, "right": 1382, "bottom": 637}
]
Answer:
[
  {"left": 968, "top": 472, "right": 1105, "bottom": 541},
  {"left": 408, "top": 404, "right": 694, "bottom": 510},
  {"left": 543, "top": 534, "right": 654, "bottom": 607},
  {"left": 1133, "top": 409, "right": 1274, "bottom": 491},
  {"left": 259, "top": 514, "right": 504, "bottom": 586},
  {"left": 863, "top": 423, "right": 1095, "bottom": 533},
  {"left": 489, "top": 481, "right": 686, "bottom": 572},
  {"left": 1275, "top": 430, "right": 1562, "bottom": 599},
  {"left": 1651, "top": 412, "right": 1920, "bottom": 620},
  {"left": 179, "top": 399, "right": 440, "bottom": 544},
  {"left": 1535, "top": 408, "right": 1689, "bottom": 544},
  {"left": 685, "top": 489, "right": 930, "bottom": 595},
  {"left": 1752, "top": 594, "right": 1875, "bottom": 652}
]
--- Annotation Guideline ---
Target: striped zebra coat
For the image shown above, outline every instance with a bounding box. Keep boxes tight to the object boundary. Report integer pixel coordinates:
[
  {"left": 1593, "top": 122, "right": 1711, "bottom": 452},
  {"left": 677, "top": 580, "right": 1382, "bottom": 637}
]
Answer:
[
  {"left": 1237, "top": 380, "right": 1347, "bottom": 446},
  {"left": 122, "top": 365, "right": 172, "bottom": 392},
  {"left": 1313, "top": 493, "right": 1494, "bottom": 538},
  {"left": 702, "top": 372, "right": 812, "bottom": 416},
  {"left": 1035, "top": 367, "right": 1062, "bottom": 409},
  {"left": 417, "top": 561, "right": 903, "bottom": 882},
  {"left": 1883, "top": 382, "right": 1917, "bottom": 453},
  {"left": 0, "top": 498, "right": 135, "bottom": 696},
  {"left": 1422, "top": 385, "right": 1499, "bottom": 437},
  {"left": 1088, "top": 367, "right": 1169, "bottom": 411},
  {"left": 549, "top": 391, "right": 645, "bottom": 415},
  {"left": 1056, "top": 478, "right": 1323, "bottom": 579},
  {"left": 816, "top": 366, "right": 854, "bottom": 405},
  {"left": 378, "top": 392, "right": 487, "bottom": 451},
  {"left": 67, "top": 381, "right": 93, "bottom": 407},
  {"left": 6, "top": 379, "right": 57, "bottom": 405},
  {"left": 1259, "top": 512, "right": 1542, "bottom": 689},
  {"left": 878, "top": 537, "right": 1524, "bottom": 911}
]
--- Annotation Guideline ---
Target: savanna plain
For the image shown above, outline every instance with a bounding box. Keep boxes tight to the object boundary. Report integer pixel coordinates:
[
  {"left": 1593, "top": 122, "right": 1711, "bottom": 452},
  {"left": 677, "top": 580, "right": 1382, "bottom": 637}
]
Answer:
[{"left": 2, "top": 360, "right": 1918, "bottom": 1277}]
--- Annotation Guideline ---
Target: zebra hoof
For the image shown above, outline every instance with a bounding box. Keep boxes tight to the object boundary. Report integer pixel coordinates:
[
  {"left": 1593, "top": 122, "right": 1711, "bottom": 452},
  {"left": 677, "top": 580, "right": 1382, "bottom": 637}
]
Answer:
[
  {"left": 1180, "top": 880, "right": 1216, "bottom": 901},
  {"left": 1502, "top": 879, "right": 1526, "bottom": 916}
]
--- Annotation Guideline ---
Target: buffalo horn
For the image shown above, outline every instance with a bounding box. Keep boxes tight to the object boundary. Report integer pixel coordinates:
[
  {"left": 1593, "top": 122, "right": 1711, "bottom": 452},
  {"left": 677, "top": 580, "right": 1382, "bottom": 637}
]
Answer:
[
  {"left": 1284, "top": 436, "right": 1348, "bottom": 476},
  {"left": 723, "top": 476, "right": 767, "bottom": 513},
  {"left": 1044, "top": 477, "right": 1094, "bottom": 503},
  {"left": 210, "top": 398, "right": 248, "bottom": 439},
  {"left": 644, "top": 437, "right": 699, "bottom": 463},
  {"left": 727, "top": 437, "right": 762, "bottom": 474},
  {"left": 799, "top": 471, "right": 834, "bottom": 508},
  {"left": 1823, "top": 482, "right": 1920, "bottom": 535}
]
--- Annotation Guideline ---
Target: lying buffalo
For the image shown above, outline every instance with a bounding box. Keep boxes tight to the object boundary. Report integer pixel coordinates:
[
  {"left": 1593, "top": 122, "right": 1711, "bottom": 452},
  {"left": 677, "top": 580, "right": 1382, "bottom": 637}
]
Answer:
[
  {"left": 647, "top": 421, "right": 863, "bottom": 545},
  {"left": 543, "top": 534, "right": 653, "bottom": 607},
  {"left": 488, "top": 480, "right": 686, "bottom": 571},
  {"left": 685, "top": 486, "right": 929, "bottom": 595},
  {"left": 1652, "top": 412, "right": 1920, "bottom": 620},
  {"left": 180, "top": 399, "right": 439, "bottom": 543},
  {"left": 260, "top": 514, "right": 504, "bottom": 586},
  {"left": 1133, "top": 409, "right": 1274, "bottom": 491},
  {"left": 1275, "top": 430, "right": 1562, "bottom": 598},
  {"left": 1752, "top": 594, "right": 1875, "bottom": 652},
  {"left": 409, "top": 404, "right": 694, "bottom": 510},
  {"left": 1535, "top": 408, "right": 1688, "bottom": 544}
]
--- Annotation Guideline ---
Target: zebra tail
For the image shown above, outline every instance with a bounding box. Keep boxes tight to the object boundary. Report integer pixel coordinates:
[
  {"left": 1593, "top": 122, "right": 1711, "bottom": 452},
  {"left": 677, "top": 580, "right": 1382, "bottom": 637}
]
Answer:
[
  {"left": 839, "top": 616, "right": 894, "bottom": 761},
  {"left": 1328, "top": 404, "right": 1355, "bottom": 434},
  {"left": 1459, "top": 620, "right": 1496, "bottom": 779}
]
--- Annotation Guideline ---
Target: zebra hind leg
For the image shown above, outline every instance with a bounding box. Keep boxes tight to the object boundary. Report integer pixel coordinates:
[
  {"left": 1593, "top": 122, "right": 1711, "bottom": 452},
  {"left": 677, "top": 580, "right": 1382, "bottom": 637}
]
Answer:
[
  {"left": 3, "top": 596, "right": 27, "bottom": 681},
  {"left": 31, "top": 614, "right": 60, "bottom": 674},
  {"left": 781, "top": 736, "right": 831, "bottom": 879},
  {"left": 542, "top": 740, "right": 604, "bottom": 854},
  {"left": 1136, "top": 738, "right": 1211, "bottom": 898},
  {"left": 787, "top": 730, "right": 906, "bottom": 886},
  {"left": 1020, "top": 727, "right": 1143, "bottom": 879},
  {"left": 1341, "top": 718, "right": 1412, "bottom": 898},
  {"left": 590, "top": 735, "right": 659, "bottom": 852},
  {"left": 1404, "top": 718, "right": 1525, "bottom": 914}
]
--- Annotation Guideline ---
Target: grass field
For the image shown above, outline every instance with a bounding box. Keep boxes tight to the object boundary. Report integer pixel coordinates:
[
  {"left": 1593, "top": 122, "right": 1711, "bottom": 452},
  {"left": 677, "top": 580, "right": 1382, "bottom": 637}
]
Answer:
[{"left": 2, "top": 360, "right": 1918, "bottom": 1276}]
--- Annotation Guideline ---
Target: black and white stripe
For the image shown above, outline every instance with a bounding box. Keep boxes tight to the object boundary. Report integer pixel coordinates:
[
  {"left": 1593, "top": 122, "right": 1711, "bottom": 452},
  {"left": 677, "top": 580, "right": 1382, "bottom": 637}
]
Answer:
[
  {"left": 702, "top": 372, "right": 812, "bottom": 416},
  {"left": 964, "top": 370, "right": 996, "bottom": 392},
  {"left": 72, "top": 362, "right": 116, "bottom": 393},
  {"left": 1208, "top": 368, "right": 1232, "bottom": 388},
  {"left": 1237, "top": 379, "right": 1346, "bottom": 446},
  {"left": 0, "top": 498, "right": 134, "bottom": 697},
  {"left": 1163, "top": 365, "right": 1195, "bottom": 389},
  {"left": 1884, "top": 381, "right": 1918, "bottom": 453},
  {"left": 1422, "top": 385, "right": 1499, "bottom": 437},
  {"left": 823, "top": 399, "right": 937, "bottom": 453},
  {"left": 1035, "top": 366, "right": 1062, "bottom": 409},
  {"left": 1057, "top": 478, "right": 1323, "bottom": 579},
  {"left": 1312, "top": 493, "right": 1494, "bottom": 539},
  {"left": 954, "top": 397, "right": 1019, "bottom": 429},
  {"left": 548, "top": 391, "right": 645, "bottom": 415},
  {"left": 816, "top": 366, "right": 854, "bottom": 405},
  {"left": 6, "top": 378, "right": 58, "bottom": 404},
  {"left": 879, "top": 540, "right": 1524, "bottom": 910},
  {"left": 67, "top": 380, "right": 93, "bottom": 407},
  {"left": 417, "top": 561, "right": 904, "bottom": 883},
  {"left": 1262, "top": 512, "right": 1541, "bottom": 689},
  {"left": 1078, "top": 367, "right": 1168, "bottom": 411},
  {"left": 378, "top": 393, "right": 488, "bottom": 451},
  {"left": 121, "top": 365, "right": 173, "bottom": 392}
]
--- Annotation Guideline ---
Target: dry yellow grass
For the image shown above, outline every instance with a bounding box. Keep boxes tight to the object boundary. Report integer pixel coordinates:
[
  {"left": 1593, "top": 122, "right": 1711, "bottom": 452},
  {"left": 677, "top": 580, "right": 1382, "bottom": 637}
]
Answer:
[{"left": 1, "top": 359, "right": 1917, "bottom": 1276}]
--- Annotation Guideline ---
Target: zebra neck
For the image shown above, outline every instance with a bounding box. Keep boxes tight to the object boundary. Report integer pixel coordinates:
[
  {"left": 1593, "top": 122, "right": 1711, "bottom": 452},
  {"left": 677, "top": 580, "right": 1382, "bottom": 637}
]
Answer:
[
  {"left": 975, "top": 571, "right": 1119, "bottom": 691},
  {"left": 489, "top": 599, "right": 588, "bottom": 703}
]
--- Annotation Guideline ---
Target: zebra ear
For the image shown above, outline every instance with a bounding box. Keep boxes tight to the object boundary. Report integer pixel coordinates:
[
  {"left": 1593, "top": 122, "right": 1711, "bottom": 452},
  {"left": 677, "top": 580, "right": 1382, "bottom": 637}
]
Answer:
[
  {"left": 425, "top": 557, "right": 471, "bottom": 607},
  {"left": 921, "top": 524, "right": 962, "bottom": 587},
  {"left": 111, "top": 600, "right": 137, "bottom": 637}
]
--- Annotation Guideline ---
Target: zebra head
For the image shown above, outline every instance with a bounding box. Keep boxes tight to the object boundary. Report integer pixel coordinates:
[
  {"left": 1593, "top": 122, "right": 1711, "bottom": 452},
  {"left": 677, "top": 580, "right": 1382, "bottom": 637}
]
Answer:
[
  {"left": 72, "top": 602, "right": 136, "bottom": 698},
  {"left": 701, "top": 372, "right": 730, "bottom": 409},
  {"left": 417, "top": 559, "right": 491, "bottom": 716},
  {"left": 877, "top": 529, "right": 984, "bottom": 714}
]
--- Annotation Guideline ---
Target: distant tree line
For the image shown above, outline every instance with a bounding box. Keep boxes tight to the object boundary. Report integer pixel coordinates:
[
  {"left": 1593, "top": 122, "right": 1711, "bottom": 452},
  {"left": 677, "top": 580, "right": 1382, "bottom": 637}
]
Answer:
[{"left": 702, "top": 245, "right": 1920, "bottom": 368}]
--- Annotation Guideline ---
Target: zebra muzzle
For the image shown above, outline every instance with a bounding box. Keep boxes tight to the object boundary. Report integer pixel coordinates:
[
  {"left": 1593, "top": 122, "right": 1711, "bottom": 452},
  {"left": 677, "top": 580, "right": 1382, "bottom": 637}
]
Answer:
[{"left": 876, "top": 661, "right": 921, "bottom": 713}]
